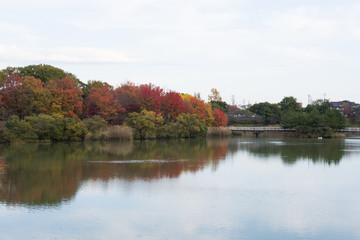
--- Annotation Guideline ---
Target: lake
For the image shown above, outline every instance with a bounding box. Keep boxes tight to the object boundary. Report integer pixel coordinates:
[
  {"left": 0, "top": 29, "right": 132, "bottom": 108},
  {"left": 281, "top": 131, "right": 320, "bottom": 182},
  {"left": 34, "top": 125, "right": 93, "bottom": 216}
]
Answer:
[{"left": 1, "top": 137, "right": 360, "bottom": 240}]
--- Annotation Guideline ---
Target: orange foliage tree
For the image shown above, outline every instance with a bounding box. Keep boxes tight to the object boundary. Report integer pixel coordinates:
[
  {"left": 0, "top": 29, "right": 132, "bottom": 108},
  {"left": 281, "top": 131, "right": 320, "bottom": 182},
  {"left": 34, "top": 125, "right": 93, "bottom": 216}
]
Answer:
[
  {"left": 0, "top": 74, "right": 50, "bottom": 119},
  {"left": 84, "top": 82, "right": 124, "bottom": 122},
  {"left": 46, "top": 76, "right": 83, "bottom": 117},
  {"left": 16, "top": 76, "right": 50, "bottom": 117},
  {"left": 181, "top": 94, "right": 214, "bottom": 126}
]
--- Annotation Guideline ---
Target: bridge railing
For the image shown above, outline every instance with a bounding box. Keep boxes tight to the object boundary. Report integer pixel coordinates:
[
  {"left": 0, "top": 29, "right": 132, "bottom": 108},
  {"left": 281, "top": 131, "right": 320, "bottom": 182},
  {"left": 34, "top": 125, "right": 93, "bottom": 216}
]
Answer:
[
  {"left": 228, "top": 126, "right": 360, "bottom": 133},
  {"left": 337, "top": 127, "right": 360, "bottom": 132},
  {"left": 228, "top": 126, "right": 295, "bottom": 131}
]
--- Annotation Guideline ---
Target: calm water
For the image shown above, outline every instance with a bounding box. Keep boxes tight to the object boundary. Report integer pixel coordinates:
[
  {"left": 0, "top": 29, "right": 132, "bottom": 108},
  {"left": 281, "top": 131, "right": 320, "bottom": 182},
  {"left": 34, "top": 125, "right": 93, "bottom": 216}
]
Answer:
[{"left": 1, "top": 137, "right": 360, "bottom": 240}]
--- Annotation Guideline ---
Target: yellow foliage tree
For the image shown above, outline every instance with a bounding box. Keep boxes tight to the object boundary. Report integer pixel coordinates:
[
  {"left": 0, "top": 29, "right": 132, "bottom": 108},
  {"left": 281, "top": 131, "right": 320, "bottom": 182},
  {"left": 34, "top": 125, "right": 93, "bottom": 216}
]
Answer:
[{"left": 208, "top": 88, "right": 222, "bottom": 102}]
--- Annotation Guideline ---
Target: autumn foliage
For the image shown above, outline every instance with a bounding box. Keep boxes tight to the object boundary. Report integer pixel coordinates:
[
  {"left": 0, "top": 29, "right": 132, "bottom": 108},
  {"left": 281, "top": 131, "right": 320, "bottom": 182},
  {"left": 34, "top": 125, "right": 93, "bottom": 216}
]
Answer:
[
  {"left": 47, "top": 77, "right": 83, "bottom": 117},
  {"left": 213, "top": 108, "right": 228, "bottom": 127},
  {"left": 84, "top": 82, "right": 124, "bottom": 122},
  {"left": 0, "top": 65, "right": 228, "bottom": 141},
  {"left": 161, "top": 91, "right": 186, "bottom": 121}
]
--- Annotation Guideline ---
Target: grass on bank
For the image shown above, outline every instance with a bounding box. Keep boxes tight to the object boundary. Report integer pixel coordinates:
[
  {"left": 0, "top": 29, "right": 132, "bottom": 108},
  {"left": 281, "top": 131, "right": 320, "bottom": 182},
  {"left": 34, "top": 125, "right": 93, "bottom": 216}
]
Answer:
[
  {"left": 206, "top": 127, "right": 232, "bottom": 137},
  {"left": 85, "top": 125, "right": 133, "bottom": 141}
]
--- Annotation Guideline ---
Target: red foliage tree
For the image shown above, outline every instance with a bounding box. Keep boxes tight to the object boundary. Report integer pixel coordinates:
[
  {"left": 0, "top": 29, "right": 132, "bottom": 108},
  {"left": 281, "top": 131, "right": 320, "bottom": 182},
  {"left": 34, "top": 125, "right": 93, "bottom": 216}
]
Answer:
[
  {"left": 0, "top": 74, "right": 50, "bottom": 119},
  {"left": 138, "top": 83, "right": 163, "bottom": 114},
  {"left": 85, "top": 82, "right": 124, "bottom": 122},
  {"left": 160, "top": 91, "right": 186, "bottom": 121},
  {"left": 0, "top": 74, "right": 23, "bottom": 119},
  {"left": 114, "top": 81, "right": 140, "bottom": 113},
  {"left": 213, "top": 108, "right": 228, "bottom": 127}
]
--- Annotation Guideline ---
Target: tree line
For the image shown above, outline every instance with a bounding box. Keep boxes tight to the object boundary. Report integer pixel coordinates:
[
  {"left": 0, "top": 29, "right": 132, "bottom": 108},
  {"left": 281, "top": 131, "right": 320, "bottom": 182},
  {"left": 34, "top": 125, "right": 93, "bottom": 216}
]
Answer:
[
  {"left": 227, "top": 96, "right": 346, "bottom": 137},
  {"left": 0, "top": 64, "right": 228, "bottom": 142},
  {"left": 0, "top": 64, "right": 347, "bottom": 141}
]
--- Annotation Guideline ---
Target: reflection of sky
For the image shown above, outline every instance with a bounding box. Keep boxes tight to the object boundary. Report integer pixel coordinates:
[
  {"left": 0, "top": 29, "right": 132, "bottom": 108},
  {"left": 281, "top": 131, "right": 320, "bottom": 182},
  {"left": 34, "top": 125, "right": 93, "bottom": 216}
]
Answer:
[{"left": 1, "top": 138, "right": 360, "bottom": 239}]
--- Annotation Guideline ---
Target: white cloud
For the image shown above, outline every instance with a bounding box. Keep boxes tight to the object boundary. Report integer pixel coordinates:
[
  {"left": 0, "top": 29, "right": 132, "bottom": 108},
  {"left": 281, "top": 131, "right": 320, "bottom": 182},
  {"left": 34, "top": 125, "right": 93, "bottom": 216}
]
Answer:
[
  {"left": 263, "top": 7, "right": 338, "bottom": 42},
  {"left": 60, "top": 0, "right": 242, "bottom": 31},
  {"left": 0, "top": 0, "right": 360, "bottom": 103},
  {"left": 0, "top": 22, "right": 41, "bottom": 43},
  {"left": 265, "top": 45, "right": 323, "bottom": 60},
  {"left": 0, "top": 45, "right": 134, "bottom": 63}
]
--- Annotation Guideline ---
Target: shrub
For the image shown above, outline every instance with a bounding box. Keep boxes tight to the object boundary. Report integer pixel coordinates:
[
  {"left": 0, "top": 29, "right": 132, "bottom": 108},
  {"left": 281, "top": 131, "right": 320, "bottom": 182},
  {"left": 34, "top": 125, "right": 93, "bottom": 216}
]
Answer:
[
  {"left": 126, "top": 110, "right": 163, "bottom": 139},
  {"left": 25, "top": 114, "right": 56, "bottom": 140},
  {"left": 3, "top": 116, "right": 37, "bottom": 142},
  {"left": 84, "top": 116, "right": 108, "bottom": 133},
  {"left": 24, "top": 114, "right": 87, "bottom": 141},
  {"left": 61, "top": 117, "right": 87, "bottom": 141},
  {"left": 174, "top": 114, "right": 207, "bottom": 138},
  {"left": 158, "top": 122, "right": 179, "bottom": 138}
]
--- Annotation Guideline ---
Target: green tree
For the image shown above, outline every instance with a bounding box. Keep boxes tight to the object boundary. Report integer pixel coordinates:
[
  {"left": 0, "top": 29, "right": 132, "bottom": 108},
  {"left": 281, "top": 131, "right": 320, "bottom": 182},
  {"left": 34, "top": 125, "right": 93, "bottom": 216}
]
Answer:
[
  {"left": 25, "top": 114, "right": 57, "bottom": 140},
  {"left": 0, "top": 71, "right": 5, "bottom": 85},
  {"left": 24, "top": 114, "right": 88, "bottom": 141},
  {"left": 280, "top": 111, "right": 303, "bottom": 129},
  {"left": 306, "top": 99, "right": 331, "bottom": 114},
  {"left": 84, "top": 116, "right": 108, "bottom": 133},
  {"left": 324, "top": 109, "right": 346, "bottom": 129},
  {"left": 1, "top": 64, "right": 83, "bottom": 86},
  {"left": 174, "top": 114, "right": 207, "bottom": 138},
  {"left": 126, "top": 110, "right": 163, "bottom": 139},
  {"left": 2, "top": 116, "right": 37, "bottom": 142},
  {"left": 279, "top": 96, "right": 301, "bottom": 113},
  {"left": 249, "top": 102, "right": 281, "bottom": 124},
  {"left": 281, "top": 99, "right": 346, "bottom": 137},
  {"left": 62, "top": 117, "right": 88, "bottom": 141},
  {"left": 210, "top": 100, "right": 228, "bottom": 113}
]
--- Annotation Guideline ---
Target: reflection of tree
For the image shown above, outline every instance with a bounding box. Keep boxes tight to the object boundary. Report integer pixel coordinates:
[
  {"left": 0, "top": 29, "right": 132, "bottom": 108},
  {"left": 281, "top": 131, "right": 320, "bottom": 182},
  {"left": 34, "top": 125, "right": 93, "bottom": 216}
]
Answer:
[
  {"left": 0, "top": 139, "right": 230, "bottom": 206},
  {"left": 82, "top": 139, "right": 230, "bottom": 181},
  {"left": 1, "top": 138, "right": 346, "bottom": 207},
  {"left": 0, "top": 143, "right": 85, "bottom": 206},
  {"left": 237, "top": 139, "right": 345, "bottom": 165}
]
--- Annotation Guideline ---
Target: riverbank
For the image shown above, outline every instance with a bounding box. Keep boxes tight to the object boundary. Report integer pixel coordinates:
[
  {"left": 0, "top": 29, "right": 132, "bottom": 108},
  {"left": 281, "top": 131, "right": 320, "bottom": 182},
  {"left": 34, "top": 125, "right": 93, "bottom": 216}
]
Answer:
[{"left": 0, "top": 114, "right": 233, "bottom": 143}]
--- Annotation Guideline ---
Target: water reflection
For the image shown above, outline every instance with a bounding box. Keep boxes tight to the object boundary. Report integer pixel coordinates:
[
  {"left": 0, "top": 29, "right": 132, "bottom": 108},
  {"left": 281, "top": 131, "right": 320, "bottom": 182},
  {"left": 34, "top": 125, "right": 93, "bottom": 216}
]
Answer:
[
  {"left": 234, "top": 139, "right": 346, "bottom": 165},
  {"left": 0, "top": 138, "right": 355, "bottom": 206},
  {"left": 0, "top": 139, "right": 229, "bottom": 206},
  {"left": 82, "top": 139, "right": 229, "bottom": 182}
]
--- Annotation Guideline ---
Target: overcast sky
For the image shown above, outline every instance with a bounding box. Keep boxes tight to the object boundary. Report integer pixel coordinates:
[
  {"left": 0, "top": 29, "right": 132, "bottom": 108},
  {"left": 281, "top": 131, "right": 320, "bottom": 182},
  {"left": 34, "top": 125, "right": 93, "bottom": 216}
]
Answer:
[{"left": 0, "top": 0, "right": 359, "bottom": 105}]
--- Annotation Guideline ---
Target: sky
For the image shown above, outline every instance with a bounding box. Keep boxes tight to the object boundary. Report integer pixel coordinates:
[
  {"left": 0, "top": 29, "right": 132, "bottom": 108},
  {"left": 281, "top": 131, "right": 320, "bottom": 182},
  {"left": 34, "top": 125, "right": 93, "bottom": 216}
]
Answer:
[{"left": 0, "top": 0, "right": 359, "bottom": 106}]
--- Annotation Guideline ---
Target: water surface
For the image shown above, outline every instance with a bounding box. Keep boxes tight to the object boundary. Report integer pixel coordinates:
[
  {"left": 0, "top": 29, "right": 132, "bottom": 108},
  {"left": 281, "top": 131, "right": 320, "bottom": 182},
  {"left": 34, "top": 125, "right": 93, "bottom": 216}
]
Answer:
[{"left": 1, "top": 138, "right": 360, "bottom": 239}]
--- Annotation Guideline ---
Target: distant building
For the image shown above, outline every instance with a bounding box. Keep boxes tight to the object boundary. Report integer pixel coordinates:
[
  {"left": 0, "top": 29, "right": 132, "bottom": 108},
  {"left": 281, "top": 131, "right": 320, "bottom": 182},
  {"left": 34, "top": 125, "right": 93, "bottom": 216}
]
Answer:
[
  {"left": 237, "top": 104, "right": 249, "bottom": 110},
  {"left": 330, "top": 100, "right": 360, "bottom": 123}
]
